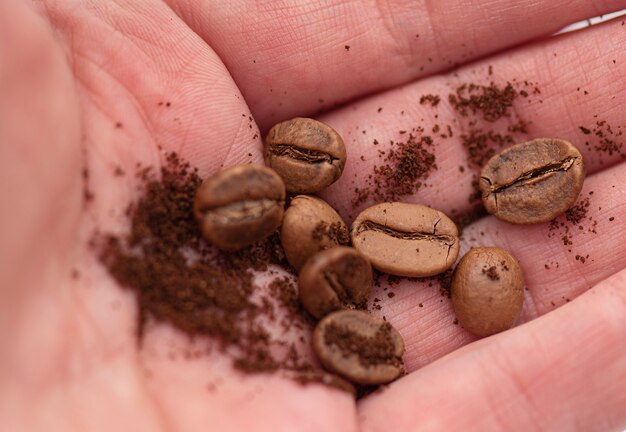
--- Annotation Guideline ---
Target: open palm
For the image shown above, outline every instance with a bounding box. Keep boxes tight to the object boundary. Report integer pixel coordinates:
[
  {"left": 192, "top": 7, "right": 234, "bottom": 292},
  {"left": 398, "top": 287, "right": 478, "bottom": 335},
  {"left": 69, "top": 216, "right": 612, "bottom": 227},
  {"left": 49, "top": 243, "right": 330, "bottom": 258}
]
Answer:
[{"left": 1, "top": 1, "right": 625, "bottom": 430}]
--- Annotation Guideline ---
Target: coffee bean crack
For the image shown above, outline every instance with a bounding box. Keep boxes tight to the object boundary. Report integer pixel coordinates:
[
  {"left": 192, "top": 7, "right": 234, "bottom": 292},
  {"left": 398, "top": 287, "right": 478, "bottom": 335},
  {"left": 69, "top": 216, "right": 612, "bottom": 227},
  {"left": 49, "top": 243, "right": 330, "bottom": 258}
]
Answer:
[
  {"left": 356, "top": 220, "right": 457, "bottom": 245},
  {"left": 483, "top": 156, "right": 577, "bottom": 194},
  {"left": 269, "top": 144, "right": 337, "bottom": 164},
  {"left": 199, "top": 199, "right": 283, "bottom": 224},
  {"left": 322, "top": 270, "right": 363, "bottom": 309}
]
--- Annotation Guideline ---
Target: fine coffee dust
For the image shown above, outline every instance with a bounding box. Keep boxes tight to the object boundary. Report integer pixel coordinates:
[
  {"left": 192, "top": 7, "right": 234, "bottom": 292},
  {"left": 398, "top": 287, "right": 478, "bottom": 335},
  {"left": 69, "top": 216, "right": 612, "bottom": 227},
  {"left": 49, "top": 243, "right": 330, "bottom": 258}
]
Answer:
[
  {"left": 482, "top": 265, "right": 500, "bottom": 281},
  {"left": 579, "top": 119, "right": 625, "bottom": 159},
  {"left": 352, "top": 130, "right": 437, "bottom": 206},
  {"left": 547, "top": 195, "right": 598, "bottom": 261},
  {"left": 98, "top": 153, "right": 344, "bottom": 388},
  {"left": 447, "top": 75, "right": 539, "bottom": 204}
]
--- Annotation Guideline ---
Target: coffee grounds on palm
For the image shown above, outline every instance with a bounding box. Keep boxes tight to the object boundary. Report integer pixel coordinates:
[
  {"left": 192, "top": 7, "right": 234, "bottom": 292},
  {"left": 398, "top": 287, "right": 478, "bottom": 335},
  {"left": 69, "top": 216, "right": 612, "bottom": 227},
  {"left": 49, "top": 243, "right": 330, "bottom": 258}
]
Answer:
[
  {"left": 449, "top": 80, "right": 535, "bottom": 169},
  {"left": 352, "top": 130, "right": 437, "bottom": 207},
  {"left": 579, "top": 120, "right": 625, "bottom": 159},
  {"left": 548, "top": 195, "right": 598, "bottom": 242},
  {"left": 98, "top": 153, "right": 345, "bottom": 388}
]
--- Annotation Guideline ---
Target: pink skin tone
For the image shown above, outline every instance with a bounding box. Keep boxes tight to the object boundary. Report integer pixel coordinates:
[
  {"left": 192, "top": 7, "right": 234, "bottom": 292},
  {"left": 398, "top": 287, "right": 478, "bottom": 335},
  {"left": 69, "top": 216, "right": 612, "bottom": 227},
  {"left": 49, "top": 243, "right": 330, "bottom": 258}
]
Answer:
[{"left": 0, "top": 1, "right": 625, "bottom": 431}]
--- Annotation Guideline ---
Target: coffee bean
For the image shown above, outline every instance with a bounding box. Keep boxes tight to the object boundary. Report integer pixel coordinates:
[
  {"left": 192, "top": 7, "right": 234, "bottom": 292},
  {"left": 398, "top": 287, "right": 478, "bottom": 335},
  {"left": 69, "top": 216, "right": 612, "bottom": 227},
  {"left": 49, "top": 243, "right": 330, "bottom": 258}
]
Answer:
[
  {"left": 299, "top": 247, "right": 372, "bottom": 319},
  {"left": 351, "top": 202, "right": 459, "bottom": 277},
  {"left": 480, "top": 138, "right": 585, "bottom": 224},
  {"left": 312, "top": 310, "right": 405, "bottom": 385},
  {"left": 265, "top": 118, "right": 346, "bottom": 193},
  {"left": 193, "top": 164, "right": 285, "bottom": 250},
  {"left": 451, "top": 247, "right": 524, "bottom": 337},
  {"left": 281, "top": 195, "right": 349, "bottom": 271}
]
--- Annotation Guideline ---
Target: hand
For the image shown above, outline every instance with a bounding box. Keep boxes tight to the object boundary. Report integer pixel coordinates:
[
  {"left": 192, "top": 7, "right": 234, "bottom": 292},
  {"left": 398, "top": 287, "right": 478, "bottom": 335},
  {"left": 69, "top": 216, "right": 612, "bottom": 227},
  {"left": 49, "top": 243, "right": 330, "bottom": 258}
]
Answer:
[{"left": 1, "top": 1, "right": 625, "bottom": 430}]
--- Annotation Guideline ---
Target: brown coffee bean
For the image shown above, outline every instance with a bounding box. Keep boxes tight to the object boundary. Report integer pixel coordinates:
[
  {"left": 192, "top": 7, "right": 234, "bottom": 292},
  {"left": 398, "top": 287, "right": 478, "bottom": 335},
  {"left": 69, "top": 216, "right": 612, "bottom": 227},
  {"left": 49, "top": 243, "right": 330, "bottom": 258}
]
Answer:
[
  {"left": 451, "top": 247, "right": 524, "bottom": 337},
  {"left": 351, "top": 202, "right": 459, "bottom": 277},
  {"left": 480, "top": 138, "right": 585, "bottom": 224},
  {"left": 281, "top": 195, "right": 349, "bottom": 271},
  {"left": 312, "top": 310, "right": 405, "bottom": 385},
  {"left": 265, "top": 118, "right": 347, "bottom": 193},
  {"left": 193, "top": 164, "right": 285, "bottom": 250},
  {"left": 298, "top": 247, "right": 372, "bottom": 319}
]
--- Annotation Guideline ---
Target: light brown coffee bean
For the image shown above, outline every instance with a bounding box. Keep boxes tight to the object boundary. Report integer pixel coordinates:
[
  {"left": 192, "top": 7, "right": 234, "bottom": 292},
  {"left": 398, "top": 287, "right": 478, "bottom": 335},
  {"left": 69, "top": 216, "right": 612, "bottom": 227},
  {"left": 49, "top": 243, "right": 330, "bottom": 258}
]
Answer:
[
  {"left": 312, "top": 310, "right": 405, "bottom": 385},
  {"left": 351, "top": 202, "right": 459, "bottom": 277},
  {"left": 480, "top": 138, "right": 585, "bottom": 224},
  {"left": 281, "top": 195, "right": 349, "bottom": 271},
  {"left": 451, "top": 247, "right": 524, "bottom": 337},
  {"left": 193, "top": 164, "right": 285, "bottom": 250},
  {"left": 298, "top": 247, "right": 372, "bottom": 319},
  {"left": 265, "top": 118, "right": 347, "bottom": 193}
]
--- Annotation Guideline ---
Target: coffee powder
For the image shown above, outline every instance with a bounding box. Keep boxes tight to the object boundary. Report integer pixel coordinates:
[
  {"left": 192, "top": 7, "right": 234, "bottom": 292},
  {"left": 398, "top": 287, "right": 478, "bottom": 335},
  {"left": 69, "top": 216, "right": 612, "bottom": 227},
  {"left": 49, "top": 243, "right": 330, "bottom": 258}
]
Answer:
[{"left": 99, "top": 153, "right": 345, "bottom": 388}]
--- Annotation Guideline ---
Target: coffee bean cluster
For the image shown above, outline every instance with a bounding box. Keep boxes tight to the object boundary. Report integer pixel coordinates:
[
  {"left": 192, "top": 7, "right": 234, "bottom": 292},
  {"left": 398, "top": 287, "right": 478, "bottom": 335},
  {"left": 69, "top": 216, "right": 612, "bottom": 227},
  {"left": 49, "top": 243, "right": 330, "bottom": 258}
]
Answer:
[{"left": 194, "top": 117, "right": 586, "bottom": 386}]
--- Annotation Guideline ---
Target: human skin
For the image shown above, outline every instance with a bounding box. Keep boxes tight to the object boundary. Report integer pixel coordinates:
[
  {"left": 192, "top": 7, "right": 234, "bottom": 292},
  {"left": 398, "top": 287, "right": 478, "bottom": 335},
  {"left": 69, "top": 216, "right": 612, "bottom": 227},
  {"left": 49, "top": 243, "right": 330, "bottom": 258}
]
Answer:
[{"left": 0, "top": 1, "right": 625, "bottom": 431}]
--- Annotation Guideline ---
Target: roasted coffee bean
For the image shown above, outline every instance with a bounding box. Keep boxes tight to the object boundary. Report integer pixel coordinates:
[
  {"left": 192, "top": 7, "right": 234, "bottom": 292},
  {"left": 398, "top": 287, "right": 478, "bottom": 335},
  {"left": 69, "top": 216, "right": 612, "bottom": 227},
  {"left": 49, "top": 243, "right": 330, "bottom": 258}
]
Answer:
[
  {"left": 299, "top": 247, "right": 372, "bottom": 319},
  {"left": 451, "top": 247, "right": 524, "bottom": 337},
  {"left": 265, "top": 118, "right": 346, "bottom": 193},
  {"left": 312, "top": 310, "right": 405, "bottom": 385},
  {"left": 480, "top": 138, "right": 585, "bottom": 224},
  {"left": 193, "top": 164, "right": 285, "bottom": 250},
  {"left": 351, "top": 203, "right": 459, "bottom": 277},
  {"left": 281, "top": 195, "right": 349, "bottom": 271}
]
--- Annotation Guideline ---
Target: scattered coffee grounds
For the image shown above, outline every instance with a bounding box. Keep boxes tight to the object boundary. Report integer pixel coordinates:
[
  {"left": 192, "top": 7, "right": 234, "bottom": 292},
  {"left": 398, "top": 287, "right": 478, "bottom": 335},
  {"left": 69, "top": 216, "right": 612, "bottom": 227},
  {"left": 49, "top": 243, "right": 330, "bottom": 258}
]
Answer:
[
  {"left": 579, "top": 120, "right": 625, "bottom": 159},
  {"left": 352, "top": 130, "right": 437, "bottom": 206},
  {"left": 575, "top": 254, "right": 589, "bottom": 264},
  {"left": 446, "top": 74, "right": 539, "bottom": 205},
  {"left": 460, "top": 128, "right": 515, "bottom": 167},
  {"left": 435, "top": 269, "right": 454, "bottom": 298},
  {"left": 548, "top": 196, "right": 598, "bottom": 248},
  {"left": 448, "top": 82, "right": 518, "bottom": 122},
  {"left": 451, "top": 205, "right": 488, "bottom": 235},
  {"left": 482, "top": 265, "right": 500, "bottom": 280},
  {"left": 323, "top": 321, "right": 402, "bottom": 368},
  {"left": 419, "top": 94, "right": 441, "bottom": 107},
  {"left": 82, "top": 167, "right": 94, "bottom": 203},
  {"left": 98, "top": 153, "right": 348, "bottom": 389},
  {"left": 311, "top": 221, "right": 350, "bottom": 245}
]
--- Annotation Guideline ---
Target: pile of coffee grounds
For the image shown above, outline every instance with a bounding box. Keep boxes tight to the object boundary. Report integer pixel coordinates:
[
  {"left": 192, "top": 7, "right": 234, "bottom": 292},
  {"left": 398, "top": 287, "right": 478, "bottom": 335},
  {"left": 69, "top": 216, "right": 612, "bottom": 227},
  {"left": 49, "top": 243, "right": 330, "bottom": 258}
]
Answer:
[
  {"left": 311, "top": 221, "right": 350, "bottom": 245},
  {"left": 352, "top": 131, "right": 437, "bottom": 206},
  {"left": 99, "top": 153, "right": 341, "bottom": 386},
  {"left": 580, "top": 120, "right": 625, "bottom": 159},
  {"left": 323, "top": 322, "right": 403, "bottom": 368}
]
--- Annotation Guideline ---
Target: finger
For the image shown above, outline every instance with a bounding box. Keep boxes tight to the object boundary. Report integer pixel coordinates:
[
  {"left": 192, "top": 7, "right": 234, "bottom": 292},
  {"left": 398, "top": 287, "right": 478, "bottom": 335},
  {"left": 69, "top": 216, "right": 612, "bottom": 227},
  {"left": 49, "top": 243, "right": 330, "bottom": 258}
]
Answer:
[
  {"left": 166, "top": 0, "right": 626, "bottom": 129},
  {"left": 41, "top": 0, "right": 262, "bottom": 183},
  {"left": 358, "top": 268, "right": 626, "bottom": 432},
  {"left": 0, "top": 0, "right": 81, "bottom": 375},
  {"left": 378, "top": 161, "right": 625, "bottom": 370},
  {"left": 318, "top": 17, "right": 625, "bottom": 220}
]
